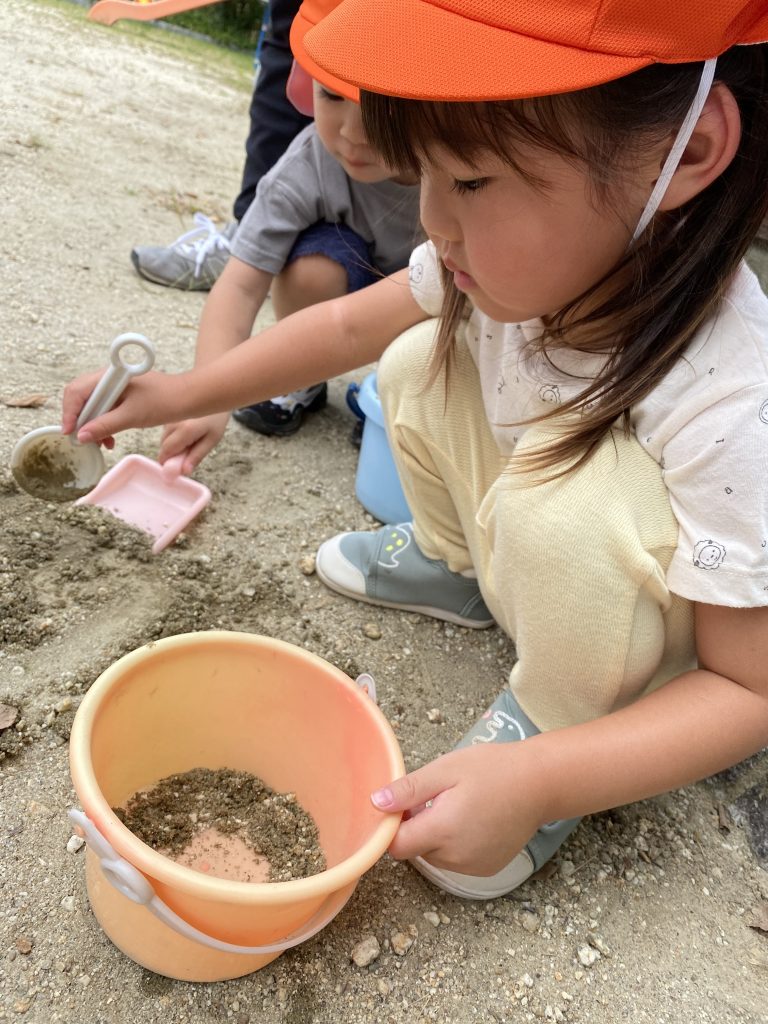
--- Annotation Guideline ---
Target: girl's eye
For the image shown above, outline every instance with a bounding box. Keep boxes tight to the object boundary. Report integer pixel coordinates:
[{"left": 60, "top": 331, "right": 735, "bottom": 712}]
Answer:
[
  {"left": 450, "top": 177, "right": 489, "bottom": 195},
  {"left": 319, "top": 87, "right": 344, "bottom": 103}
]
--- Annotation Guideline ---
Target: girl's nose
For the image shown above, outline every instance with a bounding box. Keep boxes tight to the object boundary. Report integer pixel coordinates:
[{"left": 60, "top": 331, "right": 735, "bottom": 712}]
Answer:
[
  {"left": 420, "top": 178, "right": 461, "bottom": 244},
  {"left": 340, "top": 107, "right": 368, "bottom": 146}
]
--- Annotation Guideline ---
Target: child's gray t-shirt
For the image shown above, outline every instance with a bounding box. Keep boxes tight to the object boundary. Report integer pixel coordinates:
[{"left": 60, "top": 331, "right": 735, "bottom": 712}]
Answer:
[{"left": 231, "top": 125, "right": 420, "bottom": 278}]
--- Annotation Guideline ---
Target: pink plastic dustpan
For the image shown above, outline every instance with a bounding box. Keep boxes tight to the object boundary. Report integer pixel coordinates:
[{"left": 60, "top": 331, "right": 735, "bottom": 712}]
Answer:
[{"left": 75, "top": 454, "right": 211, "bottom": 553}]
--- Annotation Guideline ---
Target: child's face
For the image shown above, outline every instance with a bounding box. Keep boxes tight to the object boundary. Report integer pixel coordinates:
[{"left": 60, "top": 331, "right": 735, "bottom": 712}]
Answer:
[
  {"left": 312, "top": 82, "right": 398, "bottom": 184},
  {"left": 420, "top": 145, "right": 650, "bottom": 327}
]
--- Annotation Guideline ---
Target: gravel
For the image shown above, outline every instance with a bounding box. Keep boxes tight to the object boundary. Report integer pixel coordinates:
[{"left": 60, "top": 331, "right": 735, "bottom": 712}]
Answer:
[{"left": 1, "top": 2, "right": 767, "bottom": 1022}]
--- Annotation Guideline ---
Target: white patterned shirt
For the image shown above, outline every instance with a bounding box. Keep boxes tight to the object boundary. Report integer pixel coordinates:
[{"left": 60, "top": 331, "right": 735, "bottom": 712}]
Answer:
[{"left": 409, "top": 241, "right": 768, "bottom": 607}]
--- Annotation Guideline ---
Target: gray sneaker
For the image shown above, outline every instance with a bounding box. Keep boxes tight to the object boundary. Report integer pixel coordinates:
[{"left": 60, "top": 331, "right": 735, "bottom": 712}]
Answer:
[
  {"left": 131, "top": 214, "right": 237, "bottom": 290},
  {"left": 315, "top": 523, "right": 495, "bottom": 629},
  {"left": 411, "top": 689, "right": 582, "bottom": 898}
]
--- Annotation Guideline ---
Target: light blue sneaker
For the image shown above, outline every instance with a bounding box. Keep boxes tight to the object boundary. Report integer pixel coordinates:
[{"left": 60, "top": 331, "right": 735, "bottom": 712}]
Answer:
[
  {"left": 411, "top": 689, "right": 582, "bottom": 899},
  {"left": 315, "top": 523, "right": 495, "bottom": 629}
]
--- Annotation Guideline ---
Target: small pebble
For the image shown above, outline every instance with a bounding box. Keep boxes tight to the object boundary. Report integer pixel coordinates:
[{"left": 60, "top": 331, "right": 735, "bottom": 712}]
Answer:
[
  {"left": 520, "top": 910, "right": 540, "bottom": 933},
  {"left": 426, "top": 708, "right": 444, "bottom": 724},
  {"left": 423, "top": 911, "right": 440, "bottom": 927},
  {"left": 577, "top": 944, "right": 600, "bottom": 967},
  {"left": 377, "top": 979, "right": 391, "bottom": 996},
  {"left": 390, "top": 929, "right": 416, "bottom": 956},
  {"left": 66, "top": 835, "right": 85, "bottom": 854},
  {"left": 363, "top": 623, "right": 382, "bottom": 640},
  {"left": 60, "top": 895, "right": 76, "bottom": 912},
  {"left": 15, "top": 937, "right": 33, "bottom": 955},
  {"left": 298, "top": 555, "right": 316, "bottom": 576},
  {"left": 350, "top": 935, "right": 381, "bottom": 967},
  {"left": 587, "top": 933, "right": 611, "bottom": 957}
]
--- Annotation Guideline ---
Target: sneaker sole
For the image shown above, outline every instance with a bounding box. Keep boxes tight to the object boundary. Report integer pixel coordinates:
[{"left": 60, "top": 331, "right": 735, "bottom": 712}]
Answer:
[
  {"left": 410, "top": 852, "right": 535, "bottom": 899},
  {"left": 315, "top": 547, "right": 495, "bottom": 630},
  {"left": 130, "top": 250, "right": 212, "bottom": 291}
]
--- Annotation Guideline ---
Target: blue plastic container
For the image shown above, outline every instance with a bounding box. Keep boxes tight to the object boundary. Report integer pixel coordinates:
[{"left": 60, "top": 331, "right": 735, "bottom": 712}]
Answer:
[{"left": 352, "top": 373, "right": 411, "bottom": 524}]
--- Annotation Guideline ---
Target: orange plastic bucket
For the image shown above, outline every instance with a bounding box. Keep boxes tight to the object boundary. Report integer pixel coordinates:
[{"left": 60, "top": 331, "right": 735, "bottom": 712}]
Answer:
[{"left": 69, "top": 631, "right": 404, "bottom": 981}]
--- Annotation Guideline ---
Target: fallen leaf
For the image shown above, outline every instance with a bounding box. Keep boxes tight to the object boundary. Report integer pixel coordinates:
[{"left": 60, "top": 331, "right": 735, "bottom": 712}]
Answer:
[
  {"left": 1, "top": 393, "right": 48, "bottom": 408},
  {"left": 747, "top": 903, "right": 768, "bottom": 933},
  {"left": 716, "top": 802, "right": 733, "bottom": 832},
  {"left": 0, "top": 703, "right": 19, "bottom": 730}
]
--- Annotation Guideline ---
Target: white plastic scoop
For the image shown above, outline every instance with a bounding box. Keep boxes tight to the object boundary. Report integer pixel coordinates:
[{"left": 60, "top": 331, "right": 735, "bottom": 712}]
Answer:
[{"left": 10, "top": 333, "right": 155, "bottom": 503}]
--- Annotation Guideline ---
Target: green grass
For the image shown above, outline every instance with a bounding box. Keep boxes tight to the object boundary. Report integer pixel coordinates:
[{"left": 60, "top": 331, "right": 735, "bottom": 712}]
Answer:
[{"left": 40, "top": 0, "right": 256, "bottom": 93}]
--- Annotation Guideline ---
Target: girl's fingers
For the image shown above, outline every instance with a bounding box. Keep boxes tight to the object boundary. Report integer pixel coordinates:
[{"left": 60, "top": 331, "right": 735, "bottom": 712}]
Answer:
[
  {"left": 61, "top": 370, "right": 105, "bottom": 435},
  {"left": 387, "top": 802, "right": 445, "bottom": 863},
  {"left": 371, "top": 770, "right": 440, "bottom": 815}
]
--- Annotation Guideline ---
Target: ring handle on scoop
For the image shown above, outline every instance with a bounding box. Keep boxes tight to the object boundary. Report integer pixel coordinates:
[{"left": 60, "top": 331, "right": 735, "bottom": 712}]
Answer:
[{"left": 75, "top": 333, "right": 155, "bottom": 432}]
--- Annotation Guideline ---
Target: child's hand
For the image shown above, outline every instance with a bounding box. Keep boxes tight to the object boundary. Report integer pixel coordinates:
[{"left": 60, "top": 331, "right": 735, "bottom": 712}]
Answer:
[
  {"left": 61, "top": 369, "right": 114, "bottom": 445},
  {"left": 62, "top": 369, "right": 183, "bottom": 444},
  {"left": 160, "top": 413, "right": 230, "bottom": 475},
  {"left": 371, "top": 743, "right": 547, "bottom": 876}
]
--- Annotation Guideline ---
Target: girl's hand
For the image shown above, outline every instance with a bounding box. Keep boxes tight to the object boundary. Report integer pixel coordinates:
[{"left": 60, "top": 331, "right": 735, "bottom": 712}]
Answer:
[
  {"left": 62, "top": 370, "right": 186, "bottom": 444},
  {"left": 160, "top": 413, "right": 230, "bottom": 475},
  {"left": 372, "top": 743, "right": 547, "bottom": 876}
]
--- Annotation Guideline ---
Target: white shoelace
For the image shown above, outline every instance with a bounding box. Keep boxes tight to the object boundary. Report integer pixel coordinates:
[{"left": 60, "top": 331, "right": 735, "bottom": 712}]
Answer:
[
  {"left": 270, "top": 385, "right": 325, "bottom": 410},
  {"left": 170, "top": 212, "right": 233, "bottom": 277}
]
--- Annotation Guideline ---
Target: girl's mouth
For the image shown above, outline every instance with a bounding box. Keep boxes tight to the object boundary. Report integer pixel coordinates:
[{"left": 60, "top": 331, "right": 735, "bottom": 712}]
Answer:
[{"left": 443, "top": 257, "right": 476, "bottom": 291}]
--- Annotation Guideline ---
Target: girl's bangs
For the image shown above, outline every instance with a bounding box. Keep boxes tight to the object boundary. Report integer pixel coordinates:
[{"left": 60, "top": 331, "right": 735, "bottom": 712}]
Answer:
[{"left": 360, "top": 92, "right": 579, "bottom": 182}]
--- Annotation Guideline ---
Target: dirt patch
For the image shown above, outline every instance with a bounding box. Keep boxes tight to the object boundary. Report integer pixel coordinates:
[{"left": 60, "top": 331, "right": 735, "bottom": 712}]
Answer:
[
  {"left": 1, "top": 3, "right": 767, "bottom": 1023},
  {"left": 114, "top": 767, "right": 326, "bottom": 882}
]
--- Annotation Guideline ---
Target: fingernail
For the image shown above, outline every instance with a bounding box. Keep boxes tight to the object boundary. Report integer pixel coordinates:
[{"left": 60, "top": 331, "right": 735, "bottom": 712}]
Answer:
[{"left": 371, "top": 787, "right": 394, "bottom": 809}]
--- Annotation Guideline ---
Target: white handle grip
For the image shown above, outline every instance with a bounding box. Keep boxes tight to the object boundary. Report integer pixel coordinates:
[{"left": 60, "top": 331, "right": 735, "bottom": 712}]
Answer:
[
  {"left": 76, "top": 333, "right": 155, "bottom": 431},
  {"left": 68, "top": 809, "right": 353, "bottom": 955}
]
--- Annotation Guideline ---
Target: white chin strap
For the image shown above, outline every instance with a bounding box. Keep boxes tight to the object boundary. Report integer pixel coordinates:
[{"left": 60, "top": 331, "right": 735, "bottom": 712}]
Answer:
[{"left": 631, "top": 57, "right": 718, "bottom": 244}]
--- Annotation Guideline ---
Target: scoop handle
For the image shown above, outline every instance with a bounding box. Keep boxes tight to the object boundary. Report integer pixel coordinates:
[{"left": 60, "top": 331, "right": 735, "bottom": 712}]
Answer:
[{"left": 76, "top": 333, "right": 156, "bottom": 431}]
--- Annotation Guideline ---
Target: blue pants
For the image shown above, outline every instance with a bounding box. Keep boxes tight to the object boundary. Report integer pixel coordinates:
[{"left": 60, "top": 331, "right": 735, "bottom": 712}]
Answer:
[{"left": 286, "top": 221, "right": 379, "bottom": 294}]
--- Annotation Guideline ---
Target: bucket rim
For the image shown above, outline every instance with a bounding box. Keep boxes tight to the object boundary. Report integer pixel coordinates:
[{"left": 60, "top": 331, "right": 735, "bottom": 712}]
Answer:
[
  {"left": 355, "top": 372, "right": 384, "bottom": 427},
  {"left": 69, "top": 630, "right": 405, "bottom": 905}
]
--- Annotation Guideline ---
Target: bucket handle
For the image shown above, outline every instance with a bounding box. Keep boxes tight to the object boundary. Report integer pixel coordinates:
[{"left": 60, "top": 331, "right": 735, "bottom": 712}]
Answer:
[
  {"left": 68, "top": 673, "right": 380, "bottom": 956},
  {"left": 68, "top": 808, "right": 355, "bottom": 956}
]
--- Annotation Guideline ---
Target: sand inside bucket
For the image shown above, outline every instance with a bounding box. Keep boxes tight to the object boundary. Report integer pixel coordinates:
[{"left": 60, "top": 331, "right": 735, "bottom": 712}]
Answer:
[{"left": 113, "top": 768, "right": 326, "bottom": 882}]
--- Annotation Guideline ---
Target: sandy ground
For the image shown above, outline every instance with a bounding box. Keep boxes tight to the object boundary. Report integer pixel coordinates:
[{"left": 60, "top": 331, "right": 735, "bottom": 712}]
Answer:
[{"left": 1, "top": 2, "right": 767, "bottom": 1021}]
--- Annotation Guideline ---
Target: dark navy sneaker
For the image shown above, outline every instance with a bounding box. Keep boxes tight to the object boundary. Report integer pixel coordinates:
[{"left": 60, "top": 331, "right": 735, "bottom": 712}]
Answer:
[{"left": 233, "top": 383, "right": 327, "bottom": 437}]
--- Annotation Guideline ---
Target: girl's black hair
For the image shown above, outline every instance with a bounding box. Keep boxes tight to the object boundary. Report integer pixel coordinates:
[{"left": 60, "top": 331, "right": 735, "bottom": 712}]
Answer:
[{"left": 361, "top": 45, "right": 768, "bottom": 475}]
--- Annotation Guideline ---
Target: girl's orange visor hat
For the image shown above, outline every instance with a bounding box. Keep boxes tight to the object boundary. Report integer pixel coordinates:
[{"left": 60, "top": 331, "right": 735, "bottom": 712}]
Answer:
[{"left": 303, "top": 0, "right": 768, "bottom": 101}]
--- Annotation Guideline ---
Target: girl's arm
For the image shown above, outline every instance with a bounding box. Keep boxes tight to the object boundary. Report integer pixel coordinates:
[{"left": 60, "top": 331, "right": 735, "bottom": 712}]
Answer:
[
  {"left": 158, "top": 257, "right": 274, "bottom": 471},
  {"left": 63, "top": 268, "right": 425, "bottom": 443},
  {"left": 194, "top": 256, "right": 272, "bottom": 368},
  {"left": 376, "top": 601, "right": 768, "bottom": 875}
]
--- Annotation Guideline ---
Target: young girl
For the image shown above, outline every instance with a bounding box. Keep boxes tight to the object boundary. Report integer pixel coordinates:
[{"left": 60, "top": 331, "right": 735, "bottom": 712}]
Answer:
[{"left": 63, "top": 1, "right": 768, "bottom": 899}]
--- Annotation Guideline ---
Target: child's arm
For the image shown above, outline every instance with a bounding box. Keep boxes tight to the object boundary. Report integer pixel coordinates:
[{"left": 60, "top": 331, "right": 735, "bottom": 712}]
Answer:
[
  {"left": 374, "top": 602, "right": 768, "bottom": 876},
  {"left": 63, "top": 269, "right": 425, "bottom": 443},
  {"left": 159, "top": 256, "right": 273, "bottom": 472}
]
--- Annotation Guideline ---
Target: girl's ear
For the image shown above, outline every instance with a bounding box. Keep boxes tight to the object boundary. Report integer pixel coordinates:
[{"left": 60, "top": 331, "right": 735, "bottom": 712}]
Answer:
[{"left": 657, "top": 82, "right": 741, "bottom": 212}]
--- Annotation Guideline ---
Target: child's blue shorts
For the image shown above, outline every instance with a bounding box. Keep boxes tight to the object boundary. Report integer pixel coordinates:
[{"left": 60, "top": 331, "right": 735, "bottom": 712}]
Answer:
[{"left": 286, "top": 220, "right": 380, "bottom": 294}]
